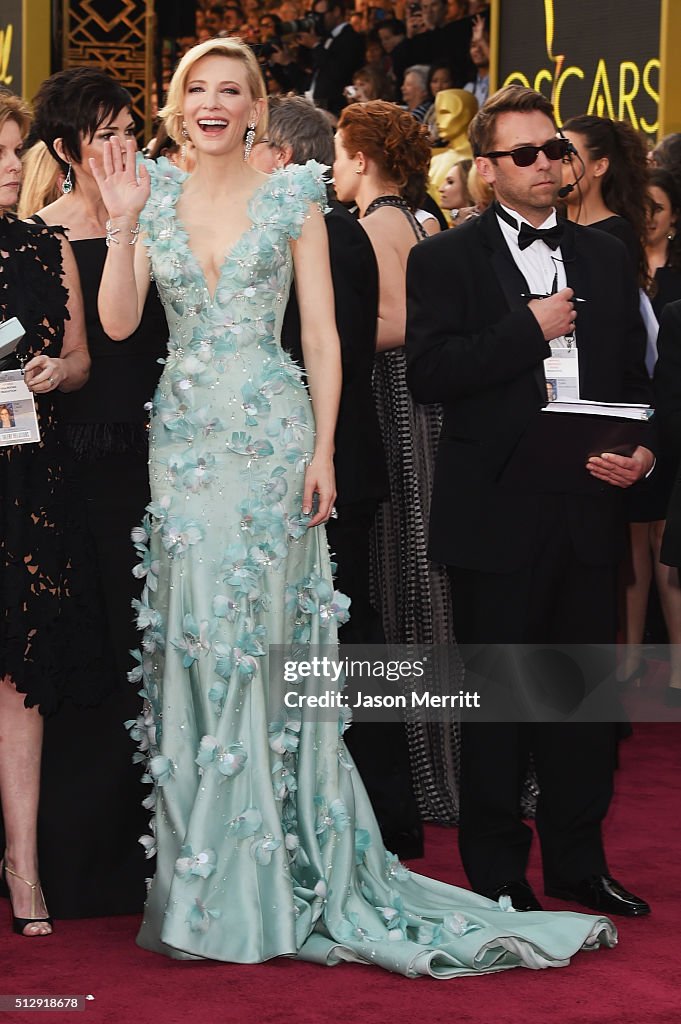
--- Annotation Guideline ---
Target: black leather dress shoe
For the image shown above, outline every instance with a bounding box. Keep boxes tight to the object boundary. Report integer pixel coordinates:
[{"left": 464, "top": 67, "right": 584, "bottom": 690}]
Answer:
[
  {"left": 483, "top": 881, "right": 543, "bottom": 912},
  {"left": 545, "top": 875, "right": 651, "bottom": 917}
]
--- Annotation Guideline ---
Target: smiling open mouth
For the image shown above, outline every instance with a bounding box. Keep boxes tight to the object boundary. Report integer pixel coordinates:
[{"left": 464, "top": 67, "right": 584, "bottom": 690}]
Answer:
[{"left": 198, "top": 119, "right": 228, "bottom": 134}]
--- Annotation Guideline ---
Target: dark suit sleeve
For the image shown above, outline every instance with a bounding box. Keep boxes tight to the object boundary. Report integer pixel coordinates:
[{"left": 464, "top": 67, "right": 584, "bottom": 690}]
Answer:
[
  {"left": 405, "top": 232, "right": 550, "bottom": 404},
  {"left": 327, "top": 213, "right": 378, "bottom": 372}
]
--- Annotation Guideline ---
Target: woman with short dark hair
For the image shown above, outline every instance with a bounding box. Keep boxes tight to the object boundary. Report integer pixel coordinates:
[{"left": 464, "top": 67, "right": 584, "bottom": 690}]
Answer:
[{"left": 24, "top": 66, "right": 168, "bottom": 919}]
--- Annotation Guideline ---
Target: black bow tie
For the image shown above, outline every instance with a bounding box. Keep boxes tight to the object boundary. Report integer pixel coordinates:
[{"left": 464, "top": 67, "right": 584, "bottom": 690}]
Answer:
[
  {"left": 494, "top": 203, "right": 564, "bottom": 251},
  {"left": 517, "top": 221, "right": 564, "bottom": 251}
]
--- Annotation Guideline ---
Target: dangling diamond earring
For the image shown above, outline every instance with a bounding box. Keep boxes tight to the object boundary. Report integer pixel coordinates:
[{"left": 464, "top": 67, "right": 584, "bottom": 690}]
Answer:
[
  {"left": 243, "top": 121, "right": 256, "bottom": 162},
  {"left": 181, "top": 120, "right": 190, "bottom": 163},
  {"left": 62, "top": 163, "right": 73, "bottom": 194}
]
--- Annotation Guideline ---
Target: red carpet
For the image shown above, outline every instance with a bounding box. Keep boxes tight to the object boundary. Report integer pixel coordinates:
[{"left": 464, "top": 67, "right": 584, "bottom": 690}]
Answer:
[{"left": 2, "top": 723, "right": 680, "bottom": 1024}]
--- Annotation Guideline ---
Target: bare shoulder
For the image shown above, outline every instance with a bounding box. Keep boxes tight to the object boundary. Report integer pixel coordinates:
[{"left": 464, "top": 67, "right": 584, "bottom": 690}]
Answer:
[
  {"left": 361, "top": 206, "right": 417, "bottom": 255},
  {"left": 27, "top": 195, "right": 69, "bottom": 228}
]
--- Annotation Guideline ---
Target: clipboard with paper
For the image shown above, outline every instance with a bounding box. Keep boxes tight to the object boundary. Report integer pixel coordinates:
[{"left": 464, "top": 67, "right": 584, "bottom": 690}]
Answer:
[{"left": 498, "top": 399, "right": 654, "bottom": 495}]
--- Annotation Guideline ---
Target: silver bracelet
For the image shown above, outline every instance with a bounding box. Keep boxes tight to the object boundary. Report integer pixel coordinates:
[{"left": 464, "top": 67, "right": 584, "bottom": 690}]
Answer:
[{"left": 105, "top": 219, "right": 140, "bottom": 247}]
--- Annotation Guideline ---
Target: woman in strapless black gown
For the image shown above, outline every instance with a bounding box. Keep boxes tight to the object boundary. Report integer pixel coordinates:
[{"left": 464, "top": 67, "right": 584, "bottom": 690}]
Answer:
[{"left": 27, "top": 69, "right": 167, "bottom": 918}]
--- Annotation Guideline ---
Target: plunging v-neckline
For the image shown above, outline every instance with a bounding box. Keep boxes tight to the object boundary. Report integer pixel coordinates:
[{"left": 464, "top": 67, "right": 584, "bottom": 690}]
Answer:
[{"left": 174, "top": 174, "right": 273, "bottom": 304}]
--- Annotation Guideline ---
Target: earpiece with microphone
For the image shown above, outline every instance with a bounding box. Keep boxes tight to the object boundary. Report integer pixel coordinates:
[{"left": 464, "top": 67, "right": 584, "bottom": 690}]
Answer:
[{"left": 557, "top": 137, "right": 586, "bottom": 199}]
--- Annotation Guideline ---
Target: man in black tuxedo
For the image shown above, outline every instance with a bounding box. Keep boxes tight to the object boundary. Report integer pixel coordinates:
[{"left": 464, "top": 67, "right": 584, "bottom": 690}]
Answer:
[
  {"left": 406, "top": 85, "right": 652, "bottom": 915},
  {"left": 250, "top": 96, "right": 423, "bottom": 858},
  {"left": 297, "top": 1, "right": 365, "bottom": 117}
]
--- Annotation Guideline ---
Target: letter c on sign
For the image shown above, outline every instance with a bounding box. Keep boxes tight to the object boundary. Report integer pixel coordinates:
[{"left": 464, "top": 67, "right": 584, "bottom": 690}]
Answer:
[{"left": 554, "top": 66, "right": 585, "bottom": 126}]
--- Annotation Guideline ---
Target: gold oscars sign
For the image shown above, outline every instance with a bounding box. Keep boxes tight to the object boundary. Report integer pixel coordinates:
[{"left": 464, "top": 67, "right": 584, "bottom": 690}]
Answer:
[
  {"left": 0, "top": 0, "right": 51, "bottom": 100},
  {"left": 492, "top": 0, "right": 661, "bottom": 135},
  {"left": 0, "top": 1, "right": 21, "bottom": 90}
]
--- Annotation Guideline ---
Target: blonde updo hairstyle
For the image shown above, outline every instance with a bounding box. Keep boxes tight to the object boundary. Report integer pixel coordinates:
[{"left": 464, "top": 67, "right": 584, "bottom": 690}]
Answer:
[
  {"left": 337, "top": 100, "right": 431, "bottom": 197},
  {"left": 160, "top": 38, "right": 268, "bottom": 147}
]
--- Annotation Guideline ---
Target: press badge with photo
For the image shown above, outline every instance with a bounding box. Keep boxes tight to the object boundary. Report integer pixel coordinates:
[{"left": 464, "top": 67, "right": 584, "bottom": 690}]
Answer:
[
  {"left": 0, "top": 370, "right": 41, "bottom": 446},
  {"left": 0, "top": 318, "right": 40, "bottom": 447}
]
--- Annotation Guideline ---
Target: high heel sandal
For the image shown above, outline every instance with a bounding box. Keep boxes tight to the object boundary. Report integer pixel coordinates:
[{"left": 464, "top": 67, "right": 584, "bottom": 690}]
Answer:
[{"left": 2, "top": 860, "right": 53, "bottom": 936}]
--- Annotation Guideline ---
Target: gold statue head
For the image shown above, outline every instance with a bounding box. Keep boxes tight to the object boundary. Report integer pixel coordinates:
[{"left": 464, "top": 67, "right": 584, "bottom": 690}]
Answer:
[{"left": 434, "top": 89, "right": 479, "bottom": 145}]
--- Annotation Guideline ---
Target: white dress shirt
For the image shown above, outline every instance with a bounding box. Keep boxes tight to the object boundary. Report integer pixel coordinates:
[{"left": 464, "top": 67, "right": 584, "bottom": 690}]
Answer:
[{"left": 496, "top": 203, "right": 567, "bottom": 300}]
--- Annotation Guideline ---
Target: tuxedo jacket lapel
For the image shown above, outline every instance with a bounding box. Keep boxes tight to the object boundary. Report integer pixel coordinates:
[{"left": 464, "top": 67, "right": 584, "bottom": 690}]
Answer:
[
  {"left": 560, "top": 220, "right": 588, "bottom": 309},
  {"left": 479, "top": 209, "right": 547, "bottom": 403},
  {"left": 560, "top": 220, "right": 591, "bottom": 392},
  {"left": 480, "top": 208, "right": 530, "bottom": 311}
]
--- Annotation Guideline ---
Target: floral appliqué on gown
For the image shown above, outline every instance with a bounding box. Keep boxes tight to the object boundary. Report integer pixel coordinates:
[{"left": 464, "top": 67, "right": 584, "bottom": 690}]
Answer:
[{"left": 127, "top": 158, "right": 617, "bottom": 975}]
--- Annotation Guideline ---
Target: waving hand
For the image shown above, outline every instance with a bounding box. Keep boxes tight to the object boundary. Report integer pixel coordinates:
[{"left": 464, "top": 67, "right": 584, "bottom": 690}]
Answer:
[{"left": 89, "top": 138, "right": 150, "bottom": 221}]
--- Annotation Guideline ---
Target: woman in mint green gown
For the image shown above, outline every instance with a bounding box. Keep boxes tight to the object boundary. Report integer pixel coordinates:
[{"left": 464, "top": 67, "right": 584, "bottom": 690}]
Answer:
[{"left": 93, "top": 38, "right": 617, "bottom": 976}]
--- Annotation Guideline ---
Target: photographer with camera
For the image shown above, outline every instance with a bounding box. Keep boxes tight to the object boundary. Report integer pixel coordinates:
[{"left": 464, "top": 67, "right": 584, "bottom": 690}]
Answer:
[
  {"left": 296, "top": 1, "right": 365, "bottom": 116},
  {"left": 403, "top": 0, "right": 479, "bottom": 85},
  {"left": 253, "top": 15, "right": 310, "bottom": 95}
]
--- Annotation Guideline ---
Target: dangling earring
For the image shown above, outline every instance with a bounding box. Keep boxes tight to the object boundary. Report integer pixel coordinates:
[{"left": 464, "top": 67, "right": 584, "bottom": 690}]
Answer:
[
  {"left": 181, "top": 120, "right": 190, "bottom": 163},
  {"left": 668, "top": 231, "right": 676, "bottom": 242},
  {"left": 243, "top": 121, "right": 256, "bottom": 162},
  {"left": 62, "top": 163, "right": 73, "bottom": 194}
]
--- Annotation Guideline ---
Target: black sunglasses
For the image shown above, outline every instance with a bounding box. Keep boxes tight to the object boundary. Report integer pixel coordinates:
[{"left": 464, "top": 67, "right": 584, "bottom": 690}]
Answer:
[{"left": 482, "top": 137, "right": 571, "bottom": 167}]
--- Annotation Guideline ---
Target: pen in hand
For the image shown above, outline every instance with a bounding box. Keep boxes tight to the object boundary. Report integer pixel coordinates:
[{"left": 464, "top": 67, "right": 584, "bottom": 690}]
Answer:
[{"left": 521, "top": 293, "right": 587, "bottom": 302}]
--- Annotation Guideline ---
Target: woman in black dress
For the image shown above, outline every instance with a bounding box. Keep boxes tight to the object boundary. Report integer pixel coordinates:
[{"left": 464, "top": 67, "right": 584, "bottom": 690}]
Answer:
[
  {"left": 647, "top": 173, "right": 681, "bottom": 704},
  {"left": 561, "top": 114, "right": 648, "bottom": 283},
  {"left": 559, "top": 116, "right": 671, "bottom": 686},
  {"left": 26, "top": 69, "right": 167, "bottom": 918},
  {"left": 334, "top": 102, "right": 460, "bottom": 828},
  {"left": 657, "top": 298, "right": 681, "bottom": 705},
  {"left": 613, "top": 169, "right": 681, "bottom": 689},
  {"left": 0, "top": 93, "right": 89, "bottom": 936}
]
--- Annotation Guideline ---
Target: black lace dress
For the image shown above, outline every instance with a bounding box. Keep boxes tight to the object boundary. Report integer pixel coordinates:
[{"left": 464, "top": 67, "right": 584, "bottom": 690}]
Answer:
[{"left": 0, "top": 214, "right": 90, "bottom": 711}]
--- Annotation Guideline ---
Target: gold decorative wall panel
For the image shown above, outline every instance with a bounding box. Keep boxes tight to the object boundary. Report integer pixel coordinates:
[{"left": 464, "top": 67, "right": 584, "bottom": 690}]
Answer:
[{"left": 62, "top": 0, "right": 155, "bottom": 138}]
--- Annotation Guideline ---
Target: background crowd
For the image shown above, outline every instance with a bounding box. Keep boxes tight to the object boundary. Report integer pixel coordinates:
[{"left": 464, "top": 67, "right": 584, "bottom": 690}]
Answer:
[{"left": 174, "top": 0, "right": 490, "bottom": 112}]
